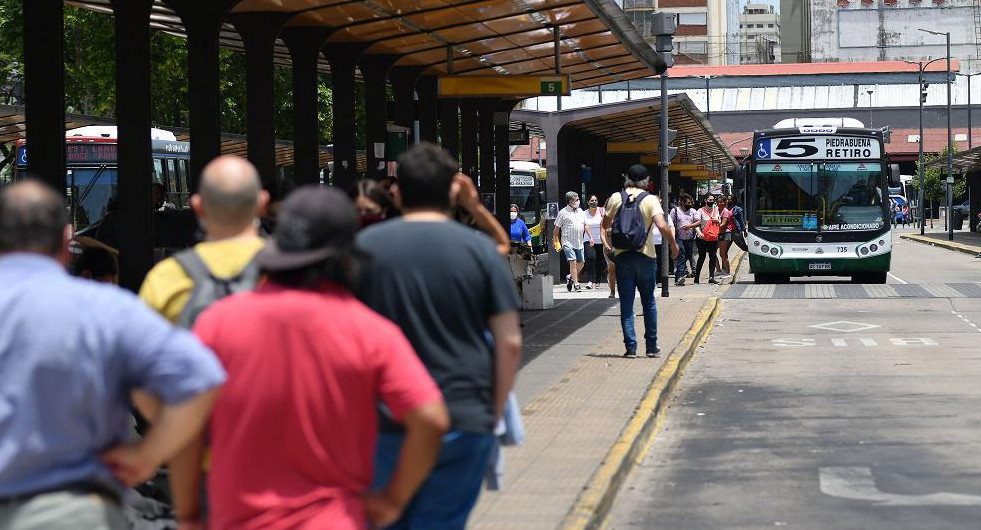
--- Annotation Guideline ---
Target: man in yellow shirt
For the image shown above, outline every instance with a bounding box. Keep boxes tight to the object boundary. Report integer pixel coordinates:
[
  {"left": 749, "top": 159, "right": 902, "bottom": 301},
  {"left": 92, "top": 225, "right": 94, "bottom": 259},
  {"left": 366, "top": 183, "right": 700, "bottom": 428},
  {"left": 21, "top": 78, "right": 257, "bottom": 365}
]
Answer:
[
  {"left": 602, "top": 164, "right": 678, "bottom": 359},
  {"left": 140, "top": 155, "right": 269, "bottom": 325}
]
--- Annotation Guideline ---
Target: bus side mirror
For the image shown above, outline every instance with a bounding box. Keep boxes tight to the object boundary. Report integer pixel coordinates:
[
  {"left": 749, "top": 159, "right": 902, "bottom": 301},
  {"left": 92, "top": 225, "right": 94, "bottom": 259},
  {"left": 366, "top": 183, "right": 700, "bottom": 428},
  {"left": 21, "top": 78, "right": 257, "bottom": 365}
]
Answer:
[
  {"left": 731, "top": 166, "right": 745, "bottom": 190},
  {"left": 888, "top": 163, "right": 901, "bottom": 187}
]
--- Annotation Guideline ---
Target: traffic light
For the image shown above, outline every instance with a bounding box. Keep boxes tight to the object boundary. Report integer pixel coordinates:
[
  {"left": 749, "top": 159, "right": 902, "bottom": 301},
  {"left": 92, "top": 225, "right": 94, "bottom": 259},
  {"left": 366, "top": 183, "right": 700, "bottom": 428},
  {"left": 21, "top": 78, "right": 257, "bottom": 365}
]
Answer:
[
  {"left": 920, "top": 82, "right": 929, "bottom": 104},
  {"left": 663, "top": 128, "right": 678, "bottom": 162}
]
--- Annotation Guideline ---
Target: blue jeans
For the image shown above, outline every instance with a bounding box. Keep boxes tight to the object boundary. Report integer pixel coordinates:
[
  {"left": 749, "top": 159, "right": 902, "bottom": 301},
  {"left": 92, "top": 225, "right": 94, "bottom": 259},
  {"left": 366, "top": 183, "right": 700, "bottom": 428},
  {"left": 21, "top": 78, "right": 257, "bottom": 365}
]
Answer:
[
  {"left": 373, "top": 431, "right": 495, "bottom": 530},
  {"left": 675, "top": 237, "right": 695, "bottom": 278},
  {"left": 614, "top": 252, "right": 659, "bottom": 352}
]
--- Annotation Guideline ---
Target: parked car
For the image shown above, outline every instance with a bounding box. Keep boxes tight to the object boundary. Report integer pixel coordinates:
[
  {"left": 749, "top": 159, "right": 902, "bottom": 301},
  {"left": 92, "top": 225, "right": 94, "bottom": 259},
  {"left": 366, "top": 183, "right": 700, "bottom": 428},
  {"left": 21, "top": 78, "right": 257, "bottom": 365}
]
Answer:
[{"left": 953, "top": 200, "right": 970, "bottom": 216}]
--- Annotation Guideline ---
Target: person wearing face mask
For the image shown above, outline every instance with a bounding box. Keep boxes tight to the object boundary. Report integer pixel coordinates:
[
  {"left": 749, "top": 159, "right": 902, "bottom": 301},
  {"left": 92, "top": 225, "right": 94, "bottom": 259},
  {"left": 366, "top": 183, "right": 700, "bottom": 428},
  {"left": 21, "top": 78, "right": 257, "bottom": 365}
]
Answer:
[
  {"left": 509, "top": 204, "right": 532, "bottom": 248},
  {"left": 582, "top": 195, "right": 606, "bottom": 290},
  {"left": 349, "top": 179, "right": 399, "bottom": 229},
  {"left": 553, "top": 191, "right": 588, "bottom": 292}
]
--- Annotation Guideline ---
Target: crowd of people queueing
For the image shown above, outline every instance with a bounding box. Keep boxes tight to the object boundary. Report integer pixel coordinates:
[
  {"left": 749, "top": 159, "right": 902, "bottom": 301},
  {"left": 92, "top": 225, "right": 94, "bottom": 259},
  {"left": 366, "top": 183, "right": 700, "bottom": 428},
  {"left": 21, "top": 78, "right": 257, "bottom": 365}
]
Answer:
[{"left": 0, "top": 143, "right": 523, "bottom": 530}]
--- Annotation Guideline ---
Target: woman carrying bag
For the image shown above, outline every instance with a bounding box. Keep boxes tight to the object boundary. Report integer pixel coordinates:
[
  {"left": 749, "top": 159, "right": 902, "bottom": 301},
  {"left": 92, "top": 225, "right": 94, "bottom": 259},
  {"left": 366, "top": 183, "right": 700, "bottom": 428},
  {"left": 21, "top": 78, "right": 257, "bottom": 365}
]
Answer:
[{"left": 694, "top": 195, "right": 721, "bottom": 284}]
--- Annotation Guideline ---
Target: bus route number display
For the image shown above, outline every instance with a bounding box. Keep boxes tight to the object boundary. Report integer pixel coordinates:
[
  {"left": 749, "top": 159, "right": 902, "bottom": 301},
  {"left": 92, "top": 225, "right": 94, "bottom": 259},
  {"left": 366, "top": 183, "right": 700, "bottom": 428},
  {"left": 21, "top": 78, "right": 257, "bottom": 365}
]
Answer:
[{"left": 756, "top": 136, "right": 881, "bottom": 160}]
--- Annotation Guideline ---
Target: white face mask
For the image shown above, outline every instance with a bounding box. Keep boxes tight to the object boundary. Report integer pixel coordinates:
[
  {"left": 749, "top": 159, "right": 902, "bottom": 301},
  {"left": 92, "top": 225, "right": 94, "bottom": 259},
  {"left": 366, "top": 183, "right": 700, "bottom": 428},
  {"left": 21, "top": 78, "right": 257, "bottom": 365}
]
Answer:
[
  {"left": 572, "top": 200, "right": 580, "bottom": 209},
  {"left": 510, "top": 211, "right": 518, "bottom": 221}
]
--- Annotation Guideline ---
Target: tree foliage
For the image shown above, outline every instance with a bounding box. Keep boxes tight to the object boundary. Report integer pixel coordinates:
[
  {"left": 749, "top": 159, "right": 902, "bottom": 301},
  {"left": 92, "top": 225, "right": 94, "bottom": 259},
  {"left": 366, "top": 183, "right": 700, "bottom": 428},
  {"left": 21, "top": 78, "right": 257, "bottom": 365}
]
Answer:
[
  {"left": 0, "top": 4, "right": 357, "bottom": 150},
  {"left": 913, "top": 144, "right": 966, "bottom": 203}
]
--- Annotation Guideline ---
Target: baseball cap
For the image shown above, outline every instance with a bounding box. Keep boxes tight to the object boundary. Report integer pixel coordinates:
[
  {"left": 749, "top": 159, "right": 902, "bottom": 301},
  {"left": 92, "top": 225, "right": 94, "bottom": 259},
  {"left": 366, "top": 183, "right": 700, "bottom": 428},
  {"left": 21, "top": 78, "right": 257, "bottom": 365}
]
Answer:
[
  {"left": 255, "top": 186, "right": 359, "bottom": 271},
  {"left": 626, "top": 164, "right": 649, "bottom": 182}
]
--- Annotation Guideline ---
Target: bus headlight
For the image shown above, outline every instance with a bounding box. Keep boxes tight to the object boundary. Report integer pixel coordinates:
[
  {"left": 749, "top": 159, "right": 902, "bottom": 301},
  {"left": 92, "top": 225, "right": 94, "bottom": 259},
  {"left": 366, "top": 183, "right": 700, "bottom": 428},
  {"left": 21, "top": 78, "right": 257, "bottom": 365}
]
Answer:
[
  {"left": 761, "top": 245, "right": 770, "bottom": 253},
  {"left": 770, "top": 247, "right": 779, "bottom": 256},
  {"left": 860, "top": 247, "right": 869, "bottom": 255},
  {"left": 870, "top": 244, "right": 878, "bottom": 252}
]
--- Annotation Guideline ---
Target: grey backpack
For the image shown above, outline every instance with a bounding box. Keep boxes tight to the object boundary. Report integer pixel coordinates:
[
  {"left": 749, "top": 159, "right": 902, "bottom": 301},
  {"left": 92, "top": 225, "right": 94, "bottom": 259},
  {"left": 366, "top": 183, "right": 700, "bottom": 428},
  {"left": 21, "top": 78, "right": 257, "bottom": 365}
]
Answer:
[{"left": 173, "top": 249, "right": 259, "bottom": 328}]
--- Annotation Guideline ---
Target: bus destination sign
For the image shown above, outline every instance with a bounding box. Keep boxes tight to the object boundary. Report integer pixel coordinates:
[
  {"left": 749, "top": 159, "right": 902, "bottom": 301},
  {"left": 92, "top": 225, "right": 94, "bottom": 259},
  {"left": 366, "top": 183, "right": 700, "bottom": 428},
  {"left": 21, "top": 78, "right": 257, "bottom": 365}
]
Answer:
[
  {"left": 18, "top": 143, "right": 118, "bottom": 167},
  {"left": 755, "top": 136, "right": 881, "bottom": 160}
]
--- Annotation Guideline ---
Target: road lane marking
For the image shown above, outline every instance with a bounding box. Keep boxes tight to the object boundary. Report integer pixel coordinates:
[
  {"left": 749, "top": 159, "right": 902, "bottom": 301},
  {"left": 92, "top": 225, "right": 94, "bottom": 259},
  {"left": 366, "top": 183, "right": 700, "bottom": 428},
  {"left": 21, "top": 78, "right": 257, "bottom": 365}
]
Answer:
[
  {"left": 820, "top": 467, "right": 981, "bottom": 506},
  {"left": 887, "top": 272, "right": 908, "bottom": 284},
  {"left": 951, "top": 310, "right": 981, "bottom": 333},
  {"left": 809, "top": 321, "right": 880, "bottom": 333}
]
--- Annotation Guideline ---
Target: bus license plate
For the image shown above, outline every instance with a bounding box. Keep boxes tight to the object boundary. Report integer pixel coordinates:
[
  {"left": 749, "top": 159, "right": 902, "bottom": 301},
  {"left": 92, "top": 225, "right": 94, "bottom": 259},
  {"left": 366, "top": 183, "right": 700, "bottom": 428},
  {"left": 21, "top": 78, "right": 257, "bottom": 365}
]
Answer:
[{"left": 809, "top": 262, "right": 832, "bottom": 270}]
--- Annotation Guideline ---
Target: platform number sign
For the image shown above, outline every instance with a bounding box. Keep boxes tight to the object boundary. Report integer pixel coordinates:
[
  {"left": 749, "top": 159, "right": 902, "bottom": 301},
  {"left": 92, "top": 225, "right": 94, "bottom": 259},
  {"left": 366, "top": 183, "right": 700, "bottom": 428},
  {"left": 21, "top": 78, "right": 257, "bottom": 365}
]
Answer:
[{"left": 540, "top": 81, "right": 562, "bottom": 95}]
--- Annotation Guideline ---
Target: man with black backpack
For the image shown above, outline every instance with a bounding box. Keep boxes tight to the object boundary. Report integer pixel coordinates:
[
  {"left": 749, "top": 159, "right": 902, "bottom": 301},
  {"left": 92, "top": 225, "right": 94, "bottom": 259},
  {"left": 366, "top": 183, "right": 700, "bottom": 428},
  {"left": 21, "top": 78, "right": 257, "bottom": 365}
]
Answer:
[
  {"left": 603, "top": 165, "right": 678, "bottom": 359},
  {"left": 138, "top": 155, "right": 268, "bottom": 524}
]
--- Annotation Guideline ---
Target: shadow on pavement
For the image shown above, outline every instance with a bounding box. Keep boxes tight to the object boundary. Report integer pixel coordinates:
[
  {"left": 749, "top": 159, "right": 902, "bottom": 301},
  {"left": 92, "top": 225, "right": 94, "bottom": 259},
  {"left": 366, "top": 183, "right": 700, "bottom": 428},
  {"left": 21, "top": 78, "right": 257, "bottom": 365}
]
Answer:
[{"left": 520, "top": 298, "right": 618, "bottom": 367}]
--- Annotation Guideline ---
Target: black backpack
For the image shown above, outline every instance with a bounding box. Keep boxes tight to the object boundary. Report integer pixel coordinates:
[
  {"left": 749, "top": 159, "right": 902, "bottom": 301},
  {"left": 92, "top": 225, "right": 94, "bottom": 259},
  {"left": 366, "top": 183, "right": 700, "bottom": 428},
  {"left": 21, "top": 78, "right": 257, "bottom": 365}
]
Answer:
[
  {"left": 173, "top": 248, "right": 260, "bottom": 328},
  {"left": 610, "top": 191, "right": 653, "bottom": 251}
]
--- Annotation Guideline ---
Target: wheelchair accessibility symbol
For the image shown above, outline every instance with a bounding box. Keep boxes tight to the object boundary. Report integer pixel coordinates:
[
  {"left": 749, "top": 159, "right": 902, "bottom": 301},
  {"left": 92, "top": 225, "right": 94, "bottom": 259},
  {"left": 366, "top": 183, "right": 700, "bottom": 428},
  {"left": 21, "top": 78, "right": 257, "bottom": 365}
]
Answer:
[{"left": 756, "top": 140, "right": 771, "bottom": 159}]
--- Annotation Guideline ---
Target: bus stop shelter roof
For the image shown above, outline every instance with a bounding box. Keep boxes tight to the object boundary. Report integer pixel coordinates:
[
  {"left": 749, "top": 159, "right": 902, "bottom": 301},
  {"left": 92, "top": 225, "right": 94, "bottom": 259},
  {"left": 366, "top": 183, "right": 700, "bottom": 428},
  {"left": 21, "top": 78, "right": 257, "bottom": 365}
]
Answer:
[
  {"left": 925, "top": 145, "right": 981, "bottom": 173},
  {"left": 512, "top": 94, "right": 736, "bottom": 170},
  {"left": 0, "top": 104, "right": 354, "bottom": 170},
  {"left": 68, "top": 0, "right": 666, "bottom": 88}
]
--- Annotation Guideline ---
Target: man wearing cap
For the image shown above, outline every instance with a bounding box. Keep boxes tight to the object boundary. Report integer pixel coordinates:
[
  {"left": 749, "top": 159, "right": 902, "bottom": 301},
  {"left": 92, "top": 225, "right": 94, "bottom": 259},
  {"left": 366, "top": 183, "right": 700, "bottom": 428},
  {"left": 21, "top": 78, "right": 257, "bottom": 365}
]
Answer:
[
  {"left": 357, "top": 143, "right": 523, "bottom": 530},
  {"left": 169, "top": 186, "right": 450, "bottom": 530},
  {"left": 603, "top": 164, "right": 678, "bottom": 359}
]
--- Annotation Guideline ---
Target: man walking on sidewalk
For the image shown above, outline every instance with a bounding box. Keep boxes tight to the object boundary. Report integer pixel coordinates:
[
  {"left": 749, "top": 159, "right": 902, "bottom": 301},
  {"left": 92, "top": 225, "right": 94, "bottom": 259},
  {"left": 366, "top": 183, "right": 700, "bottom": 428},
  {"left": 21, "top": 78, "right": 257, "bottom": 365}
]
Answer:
[
  {"left": 603, "top": 165, "right": 678, "bottom": 359},
  {"left": 554, "top": 191, "right": 587, "bottom": 292},
  {"left": 357, "top": 143, "right": 523, "bottom": 530}
]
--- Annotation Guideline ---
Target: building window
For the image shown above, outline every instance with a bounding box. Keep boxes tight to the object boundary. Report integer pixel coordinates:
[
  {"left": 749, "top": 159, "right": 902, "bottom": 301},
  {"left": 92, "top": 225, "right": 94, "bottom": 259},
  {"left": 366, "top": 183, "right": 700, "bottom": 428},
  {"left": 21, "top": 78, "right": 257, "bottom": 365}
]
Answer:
[
  {"left": 679, "top": 41, "right": 708, "bottom": 54},
  {"left": 768, "top": 24, "right": 774, "bottom": 28},
  {"left": 678, "top": 12, "right": 708, "bottom": 25}
]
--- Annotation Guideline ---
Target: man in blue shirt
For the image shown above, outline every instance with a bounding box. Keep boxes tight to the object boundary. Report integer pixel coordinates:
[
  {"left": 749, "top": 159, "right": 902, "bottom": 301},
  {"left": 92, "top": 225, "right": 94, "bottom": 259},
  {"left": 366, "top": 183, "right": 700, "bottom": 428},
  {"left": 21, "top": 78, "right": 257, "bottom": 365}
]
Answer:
[{"left": 0, "top": 181, "right": 226, "bottom": 530}]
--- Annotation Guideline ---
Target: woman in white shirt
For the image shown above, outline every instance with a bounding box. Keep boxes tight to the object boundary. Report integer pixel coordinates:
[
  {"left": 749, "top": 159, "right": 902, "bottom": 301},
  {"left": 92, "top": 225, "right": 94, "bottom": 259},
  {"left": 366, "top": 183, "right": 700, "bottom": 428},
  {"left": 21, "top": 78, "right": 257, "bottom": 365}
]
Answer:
[{"left": 582, "top": 195, "right": 606, "bottom": 290}]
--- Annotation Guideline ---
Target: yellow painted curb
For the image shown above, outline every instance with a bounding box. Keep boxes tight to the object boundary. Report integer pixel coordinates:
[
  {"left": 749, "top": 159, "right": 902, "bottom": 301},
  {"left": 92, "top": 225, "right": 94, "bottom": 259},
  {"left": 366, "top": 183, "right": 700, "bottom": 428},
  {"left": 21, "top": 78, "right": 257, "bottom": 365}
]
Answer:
[
  {"left": 900, "top": 234, "right": 981, "bottom": 256},
  {"left": 560, "top": 296, "right": 722, "bottom": 530},
  {"left": 728, "top": 249, "right": 747, "bottom": 285}
]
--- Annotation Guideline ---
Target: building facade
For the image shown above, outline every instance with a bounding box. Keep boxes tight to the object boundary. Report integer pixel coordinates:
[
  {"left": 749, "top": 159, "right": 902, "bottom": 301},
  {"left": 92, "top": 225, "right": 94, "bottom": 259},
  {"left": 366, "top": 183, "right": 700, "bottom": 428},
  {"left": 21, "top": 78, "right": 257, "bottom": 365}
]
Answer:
[
  {"left": 780, "top": 0, "right": 812, "bottom": 63},
  {"left": 739, "top": 3, "right": 781, "bottom": 64},
  {"left": 621, "top": 0, "right": 740, "bottom": 65},
  {"left": 794, "top": 0, "right": 979, "bottom": 65}
]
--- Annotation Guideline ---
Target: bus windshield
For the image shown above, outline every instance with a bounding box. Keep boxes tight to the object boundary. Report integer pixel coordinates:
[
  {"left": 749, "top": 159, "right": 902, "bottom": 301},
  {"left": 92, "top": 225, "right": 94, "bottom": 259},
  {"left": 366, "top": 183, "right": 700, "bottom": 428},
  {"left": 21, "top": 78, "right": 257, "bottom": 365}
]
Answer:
[
  {"left": 68, "top": 167, "right": 117, "bottom": 230},
  {"left": 510, "top": 171, "right": 540, "bottom": 225},
  {"left": 755, "top": 162, "right": 885, "bottom": 232}
]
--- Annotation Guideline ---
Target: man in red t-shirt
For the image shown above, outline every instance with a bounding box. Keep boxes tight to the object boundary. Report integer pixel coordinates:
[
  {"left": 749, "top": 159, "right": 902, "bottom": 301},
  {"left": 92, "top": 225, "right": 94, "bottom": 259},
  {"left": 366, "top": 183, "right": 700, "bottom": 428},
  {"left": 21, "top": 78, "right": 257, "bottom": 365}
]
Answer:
[{"left": 172, "top": 187, "right": 449, "bottom": 530}]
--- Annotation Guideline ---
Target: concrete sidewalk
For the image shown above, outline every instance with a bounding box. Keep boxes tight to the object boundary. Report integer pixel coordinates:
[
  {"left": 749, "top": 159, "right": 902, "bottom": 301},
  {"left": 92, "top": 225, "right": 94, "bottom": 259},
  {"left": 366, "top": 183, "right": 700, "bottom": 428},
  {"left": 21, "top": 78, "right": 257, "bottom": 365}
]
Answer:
[
  {"left": 469, "top": 256, "right": 740, "bottom": 530},
  {"left": 899, "top": 224, "right": 981, "bottom": 256}
]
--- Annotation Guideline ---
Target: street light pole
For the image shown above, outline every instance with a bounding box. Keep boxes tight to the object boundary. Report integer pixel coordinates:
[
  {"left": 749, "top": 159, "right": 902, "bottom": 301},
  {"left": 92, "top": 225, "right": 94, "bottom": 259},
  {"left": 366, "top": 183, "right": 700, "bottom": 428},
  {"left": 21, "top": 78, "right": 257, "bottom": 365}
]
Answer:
[
  {"left": 920, "top": 28, "right": 954, "bottom": 241},
  {"left": 919, "top": 66, "right": 926, "bottom": 234},
  {"left": 867, "top": 89, "right": 874, "bottom": 127}
]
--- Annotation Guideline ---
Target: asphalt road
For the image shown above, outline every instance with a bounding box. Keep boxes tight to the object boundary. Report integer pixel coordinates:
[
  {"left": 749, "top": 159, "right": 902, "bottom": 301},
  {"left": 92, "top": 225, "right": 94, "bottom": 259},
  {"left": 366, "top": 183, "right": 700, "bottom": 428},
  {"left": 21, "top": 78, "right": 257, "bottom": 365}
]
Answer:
[{"left": 607, "top": 227, "right": 981, "bottom": 530}]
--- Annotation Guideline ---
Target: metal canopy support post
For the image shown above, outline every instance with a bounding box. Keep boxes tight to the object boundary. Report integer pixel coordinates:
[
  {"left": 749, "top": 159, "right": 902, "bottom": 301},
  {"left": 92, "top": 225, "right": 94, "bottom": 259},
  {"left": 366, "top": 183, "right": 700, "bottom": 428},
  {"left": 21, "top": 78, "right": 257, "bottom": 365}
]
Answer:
[
  {"left": 23, "top": 0, "right": 65, "bottom": 191},
  {"left": 919, "top": 65, "right": 926, "bottom": 235},
  {"left": 111, "top": 0, "right": 154, "bottom": 291},
  {"left": 324, "top": 43, "right": 365, "bottom": 191},
  {"left": 282, "top": 28, "right": 331, "bottom": 187},
  {"left": 231, "top": 13, "right": 292, "bottom": 191},
  {"left": 494, "top": 100, "right": 518, "bottom": 227},
  {"left": 478, "top": 98, "right": 498, "bottom": 194},
  {"left": 417, "top": 76, "right": 439, "bottom": 144},
  {"left": 359, "top": 55, "right": 398, "bottom": 180},
  {"left": 947, "top": 32, "right": 953, "bottom": 242},
  {"left": 440, "top": 46, "right": 460, "bottom": 158},
  {"left": 460, "top": 100, "right": 479, "bottom": 177},
  {"left": 390, "top": 66, "right": 424, "bottom": 138},
  {"left": 553, "top": 26, "right": 562, "bottom": 111},
  {"left": 660, "top": 73, "right": 670, "bottom": 297},
  {"left": 169, "top": 1, "right": 236, "bottom": 192}
]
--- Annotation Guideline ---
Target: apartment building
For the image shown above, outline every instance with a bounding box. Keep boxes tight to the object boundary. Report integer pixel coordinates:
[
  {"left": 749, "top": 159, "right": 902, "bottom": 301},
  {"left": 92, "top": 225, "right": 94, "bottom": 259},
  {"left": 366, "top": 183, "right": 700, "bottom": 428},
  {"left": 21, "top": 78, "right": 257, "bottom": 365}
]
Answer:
[
  {"left": 740, "top": 3, "right": 781, "bottom": 63},
  {"left": 621, "top": 0, "right": 740, "bottom": 65}
]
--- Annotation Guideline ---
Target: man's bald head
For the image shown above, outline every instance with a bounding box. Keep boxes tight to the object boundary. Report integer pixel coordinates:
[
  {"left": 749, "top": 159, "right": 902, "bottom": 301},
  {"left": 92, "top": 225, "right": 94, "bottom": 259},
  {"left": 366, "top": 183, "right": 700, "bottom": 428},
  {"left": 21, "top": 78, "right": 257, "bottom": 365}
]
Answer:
[
  {"left": 0, "top": 180, "right": 68, "bottom": 256},
  {"left": 197, "top": 156, "right": 263, "bottom": 230}
]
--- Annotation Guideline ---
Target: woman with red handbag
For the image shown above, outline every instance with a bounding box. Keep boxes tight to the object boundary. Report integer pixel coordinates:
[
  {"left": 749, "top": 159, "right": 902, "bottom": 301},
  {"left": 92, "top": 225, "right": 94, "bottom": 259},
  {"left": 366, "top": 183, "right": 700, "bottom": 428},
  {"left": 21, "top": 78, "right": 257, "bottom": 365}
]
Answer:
[{"left": 694, "top": 195, "right": 721, "bottom": 284}]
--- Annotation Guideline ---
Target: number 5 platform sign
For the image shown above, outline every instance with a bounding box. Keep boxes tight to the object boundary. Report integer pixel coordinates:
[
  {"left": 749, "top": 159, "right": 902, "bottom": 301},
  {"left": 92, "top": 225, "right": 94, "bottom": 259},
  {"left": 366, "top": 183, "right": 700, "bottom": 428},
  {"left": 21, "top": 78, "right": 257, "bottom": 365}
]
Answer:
[{"left": 756, "top": 136, "right": 881, "bottom": 160}]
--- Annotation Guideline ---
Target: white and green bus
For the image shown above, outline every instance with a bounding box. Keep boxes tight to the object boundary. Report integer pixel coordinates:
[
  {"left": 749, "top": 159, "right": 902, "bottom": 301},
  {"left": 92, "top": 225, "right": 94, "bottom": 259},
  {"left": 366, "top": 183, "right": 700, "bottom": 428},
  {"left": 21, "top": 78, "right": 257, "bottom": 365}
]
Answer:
[{"left": 740, "top": 118, "right": 899, "bottom": 284}]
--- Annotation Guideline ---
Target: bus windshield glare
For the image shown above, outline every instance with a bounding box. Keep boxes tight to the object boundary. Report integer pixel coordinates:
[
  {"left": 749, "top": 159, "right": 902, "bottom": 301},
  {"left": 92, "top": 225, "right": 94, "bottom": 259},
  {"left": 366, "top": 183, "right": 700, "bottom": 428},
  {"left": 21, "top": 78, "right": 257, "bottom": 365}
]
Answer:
[{"left": 755, "top": 162, "right": 884, "bottom": 232}]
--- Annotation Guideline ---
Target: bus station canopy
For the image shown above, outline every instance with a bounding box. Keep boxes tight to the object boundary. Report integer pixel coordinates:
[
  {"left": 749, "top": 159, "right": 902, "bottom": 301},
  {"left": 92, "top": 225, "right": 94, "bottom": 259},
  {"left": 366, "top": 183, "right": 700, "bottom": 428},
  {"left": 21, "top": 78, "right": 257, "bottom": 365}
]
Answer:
[
  {"left": 512, "top": 94, "right": 736, "bottom": 171},
  {"left": 925, "top": 145, "right": 981, "bottom": 174},
  {"left": 68, "top": 0, "right": 666, "bottom": 89},
  {"left": 0, "top": 104, "right": 359, "bottom": 171}
]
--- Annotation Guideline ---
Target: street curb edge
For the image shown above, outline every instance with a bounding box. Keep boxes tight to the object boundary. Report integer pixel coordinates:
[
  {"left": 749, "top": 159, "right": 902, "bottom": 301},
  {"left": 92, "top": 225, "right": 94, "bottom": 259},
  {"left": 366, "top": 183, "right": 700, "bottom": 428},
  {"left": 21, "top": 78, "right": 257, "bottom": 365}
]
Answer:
[
  {"left": 900, "top": 234, "right": 980, "bottom": 256},
  {"left": 558, "top": 295, "right": 722, "bottom": 530}
]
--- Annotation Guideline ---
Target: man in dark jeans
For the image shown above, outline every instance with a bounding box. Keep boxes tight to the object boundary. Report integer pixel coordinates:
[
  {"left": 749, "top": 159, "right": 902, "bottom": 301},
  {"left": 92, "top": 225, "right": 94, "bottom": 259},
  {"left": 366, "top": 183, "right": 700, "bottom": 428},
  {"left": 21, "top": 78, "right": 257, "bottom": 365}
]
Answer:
[
  {"left": 603, "top": 165, "right": 679, "bottom": 358},
  {"left": 357, "top": 143, "right": 523, "bottom": 529}
]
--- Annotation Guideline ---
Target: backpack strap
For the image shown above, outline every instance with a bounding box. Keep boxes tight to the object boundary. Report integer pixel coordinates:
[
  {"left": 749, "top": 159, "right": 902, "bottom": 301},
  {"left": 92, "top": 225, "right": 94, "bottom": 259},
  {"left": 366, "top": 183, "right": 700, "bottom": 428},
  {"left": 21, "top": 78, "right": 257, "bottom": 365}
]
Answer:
[{"left": 173, "top": 249, "right": 212, "bottom": 329}]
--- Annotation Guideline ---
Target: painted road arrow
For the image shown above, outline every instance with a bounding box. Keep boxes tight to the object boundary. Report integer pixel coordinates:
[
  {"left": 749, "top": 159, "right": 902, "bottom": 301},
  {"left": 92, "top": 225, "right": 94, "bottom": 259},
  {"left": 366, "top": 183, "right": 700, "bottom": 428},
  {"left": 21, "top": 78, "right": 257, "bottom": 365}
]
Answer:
[{"left": 820, "top": 467, "right": 981, "bottom": 506}]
